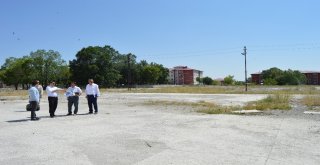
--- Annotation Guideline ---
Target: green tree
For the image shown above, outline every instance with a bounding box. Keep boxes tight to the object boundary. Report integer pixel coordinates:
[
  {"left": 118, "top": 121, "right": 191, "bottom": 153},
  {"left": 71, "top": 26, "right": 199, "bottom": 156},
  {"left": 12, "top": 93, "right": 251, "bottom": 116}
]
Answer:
[
  {"left": 261, "top": 67, "right": 306, "bottom": 85},
  {"left": 69, "top": 45, "right": 121, "bottom": 87},
  {"left": 30, "top": 49, "right": 68, "bottom": 86},
  {"left": 196, "top": 77, "right": 202, "bottom": 84},
  {"left": 202, "top": 76, "right": 213, "bottom": 85},
  {"left": 0, "top": 57, "right": 35, "bottom": 90},
  {"left": 141, "top": 65, "right": 161, "bottom": 84},
  {"left": 224, "top": 75, "right": 235, "bottom": 85},
  {"left": 277, "top": 70, "right": 306, "bottom": 85},
  {"left": 114, "top": 53, "right": 140, "bottom": 86},
  {"left": 151, "top": 63, "right": 169, "bottom": 84},
  {"left": 261, "top": 67, "right": 283, "bottom": 85},
  {"left": 132, "top": 61, "right": 168, "bottom": 85},
  {"left": 263, "top": 78, "right": 278, "bottom": 85}
]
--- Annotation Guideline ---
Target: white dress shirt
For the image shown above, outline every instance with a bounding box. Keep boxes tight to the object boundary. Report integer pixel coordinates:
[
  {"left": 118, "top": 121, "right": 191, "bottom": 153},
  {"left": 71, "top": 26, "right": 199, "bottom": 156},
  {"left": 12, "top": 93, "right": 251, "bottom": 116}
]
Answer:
[
  {"left": 85, "top": 83, "right": 100, "bottom": 97},
  {"left": 65, "top": 86, "right": 82, "bottom": 97},
  {"left": 46, "top": 86, "right": 62, "bottom": 97}
]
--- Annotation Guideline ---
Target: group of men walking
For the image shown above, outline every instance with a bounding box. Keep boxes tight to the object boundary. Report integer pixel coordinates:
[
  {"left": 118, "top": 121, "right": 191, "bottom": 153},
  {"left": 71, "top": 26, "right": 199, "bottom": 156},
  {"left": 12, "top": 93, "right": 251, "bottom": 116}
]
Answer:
[{"left": 28, "top": 79, "right": 100, "bottom": 121}]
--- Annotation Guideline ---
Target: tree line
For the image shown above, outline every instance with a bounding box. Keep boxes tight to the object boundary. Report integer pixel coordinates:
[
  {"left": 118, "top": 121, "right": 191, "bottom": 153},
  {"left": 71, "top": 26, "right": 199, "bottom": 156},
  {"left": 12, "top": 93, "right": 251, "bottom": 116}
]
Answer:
[
  {"left": 0, "top": 45, "right": 168, "bottom": 89},
  {"left": 261, "top": 67, "right": 307, "bottom": 85}
]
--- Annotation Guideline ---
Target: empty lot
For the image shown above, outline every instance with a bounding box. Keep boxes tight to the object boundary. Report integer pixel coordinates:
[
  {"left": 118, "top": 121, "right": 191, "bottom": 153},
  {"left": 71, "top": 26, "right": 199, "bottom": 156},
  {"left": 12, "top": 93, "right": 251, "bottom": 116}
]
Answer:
[{"left": 0, "top": 93, "right": 319, "bottom": 165}]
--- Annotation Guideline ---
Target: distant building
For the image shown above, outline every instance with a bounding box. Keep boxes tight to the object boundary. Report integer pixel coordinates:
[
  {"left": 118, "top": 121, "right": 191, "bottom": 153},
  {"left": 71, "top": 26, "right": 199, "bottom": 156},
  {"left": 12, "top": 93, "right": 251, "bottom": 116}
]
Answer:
[
  {"left": 300, "top": 71, "right": 320, "bottom": 85},
  {"left": 251, "top": 72, "right": 263, "bottom": 85},
  {"left": 169, "top": 66, "right": 203, "bottom": 85},
  {"left": 250, "top": 71, "right": 320, "bottom": 85}
]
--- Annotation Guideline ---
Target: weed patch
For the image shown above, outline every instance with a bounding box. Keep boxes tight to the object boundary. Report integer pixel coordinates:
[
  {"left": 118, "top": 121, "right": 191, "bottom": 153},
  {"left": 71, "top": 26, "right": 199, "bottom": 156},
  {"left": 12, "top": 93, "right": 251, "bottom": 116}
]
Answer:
[
  {"left": 301, "top": 95, "right": 320, "bottom": 110},
  {"left": 243, "top": 94, "right": 291, "bottom": 110}
]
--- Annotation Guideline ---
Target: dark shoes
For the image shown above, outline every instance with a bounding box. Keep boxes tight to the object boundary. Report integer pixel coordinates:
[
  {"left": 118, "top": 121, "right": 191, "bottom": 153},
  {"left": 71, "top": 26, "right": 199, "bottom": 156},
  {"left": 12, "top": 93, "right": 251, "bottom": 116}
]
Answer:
[
  {"left": 89, "top": 111, "right": 93, "bottom": 114},
  {"left": 67, "top": 113, "right": 72, "bottom": 116},
  {"left": 31, "top": 117, "right": 40, "bottom": 121}
]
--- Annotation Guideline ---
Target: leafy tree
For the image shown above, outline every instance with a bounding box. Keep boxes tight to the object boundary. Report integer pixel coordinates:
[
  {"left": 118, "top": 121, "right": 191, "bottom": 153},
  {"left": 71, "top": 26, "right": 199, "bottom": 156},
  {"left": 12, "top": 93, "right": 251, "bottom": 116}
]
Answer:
[
  {"left": 151, "top": 63, "right": 169, "bottom": 84},
  {"left": 0, "top": 50, "right": 69, "bottom": 89},
  {"left": 114, "top": 53, "right": 139, "bottom": 86},
  {"left": 0, "top": 57, "right": 35, "bottom": 90},
  {"left": 140, "top": 65, "right": 161, "bottom": 84},
  {"left": 261, "top": 67, "right": 283, "bottom": 85},
  {"left": 196, "top": 77, "right": 202, "bottom": 84},
  {"left": 224, "top": 75, "right": 235, "bottom": 85},
  {"left": 263, "top": 78, "right": 278, "bottom": 85},
  {"left": 69, "top": 45, "right": 121, "bottom": 87},
  {"left": 202, "top": 76, "right": 213, "bottom": 85},
  {"left": 133, "top": 61, "right": 168, "bottom": 85},
  {"left": 277, "top": 70, "right": 306, "bottom": 85},
  {"left": 261, "top": 67, "right": 306, "bottom": 85},
  {"left": 30, "top": 49, "right": 68, "bottom": 86}
]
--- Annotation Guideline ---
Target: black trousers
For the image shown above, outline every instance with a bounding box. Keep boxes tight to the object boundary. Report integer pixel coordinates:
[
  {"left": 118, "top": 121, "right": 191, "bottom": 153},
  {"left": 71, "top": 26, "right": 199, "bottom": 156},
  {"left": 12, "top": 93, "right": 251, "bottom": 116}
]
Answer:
[
  {"left": 87, "top": 95, "right": 98, "bottom": 112},
  {"left": 30, "top": 101, "right": 37, "bottom": 119},
  {"left": 48, "top": 97, "right": 58, "bottom": 116}
]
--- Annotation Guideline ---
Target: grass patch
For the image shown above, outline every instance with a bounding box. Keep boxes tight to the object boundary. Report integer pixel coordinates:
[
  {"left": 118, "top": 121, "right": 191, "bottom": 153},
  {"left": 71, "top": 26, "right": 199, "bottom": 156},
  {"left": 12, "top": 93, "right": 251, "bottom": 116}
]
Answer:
[
  {"left": 109, "top": 85, "right": 320, "bottom": 95},
  {"left": 0, "top": 89, "right": 28, "bottom": 97},
  {"left": 144, "top": 94, "right": 292, "bottom": 114},
  {"left": 145, "top": 100, "right": 240, "bottom": 114},
  {"left": 301, "top": 95, "right": 320, "bottom": 110},
  {"left": 243, "top": 94, "right": 291, "bottom": 110}
]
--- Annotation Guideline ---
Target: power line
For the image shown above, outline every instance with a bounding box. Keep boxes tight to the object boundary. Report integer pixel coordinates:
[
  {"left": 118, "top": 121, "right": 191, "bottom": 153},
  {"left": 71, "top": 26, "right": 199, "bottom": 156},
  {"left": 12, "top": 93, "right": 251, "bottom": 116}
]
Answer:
[{"left": 138, "top": 43, "right": 320, "bottom": 60}]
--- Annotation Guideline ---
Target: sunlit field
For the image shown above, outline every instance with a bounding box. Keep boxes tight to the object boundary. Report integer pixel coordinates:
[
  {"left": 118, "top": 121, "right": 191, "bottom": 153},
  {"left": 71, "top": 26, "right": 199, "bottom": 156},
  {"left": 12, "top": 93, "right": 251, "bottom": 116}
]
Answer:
[
  {"left": 108, "top": 85, "right": 320, "bottom": 95},
  {"left": 2, "top": 85, "right": 320, "bottom": 97}
]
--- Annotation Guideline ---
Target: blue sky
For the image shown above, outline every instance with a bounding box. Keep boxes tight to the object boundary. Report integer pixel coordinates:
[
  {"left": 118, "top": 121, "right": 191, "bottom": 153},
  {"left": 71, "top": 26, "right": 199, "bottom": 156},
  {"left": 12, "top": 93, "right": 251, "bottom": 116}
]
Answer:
[{"left": 1, "top": 0, "right": 319, "bottom": 80}]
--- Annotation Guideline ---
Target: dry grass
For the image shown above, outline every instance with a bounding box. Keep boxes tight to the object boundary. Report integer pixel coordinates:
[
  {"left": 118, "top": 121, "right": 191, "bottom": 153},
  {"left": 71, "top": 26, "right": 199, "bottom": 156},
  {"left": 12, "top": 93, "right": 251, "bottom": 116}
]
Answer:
[
  {"left": 144, "top": 94, "right": 292, "bottom": 114},
  {"left": 301, "top": 95, "right": 320, "bottom": 110},
  {"left": 2, "top": 85, "right": 320, "bottom": 95},
  {"left": 243, "top": 94, "right": 291, "bottom": 110},
  {"left": 145, "top": 100, "right": 240, "bottom": 114},
  {"left": 0, "top": 89, "right": 28, "bottom": 97},
  {"left": 111, "top": 85, "right": 320, "bottom": 95}
]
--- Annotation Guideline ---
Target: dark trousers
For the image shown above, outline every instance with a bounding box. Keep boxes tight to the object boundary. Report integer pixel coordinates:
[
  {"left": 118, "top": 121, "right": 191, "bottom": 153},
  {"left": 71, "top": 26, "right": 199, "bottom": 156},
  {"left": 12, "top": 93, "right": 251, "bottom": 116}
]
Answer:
[
  {"left": 30, "top": 101, "right": 37, "bottom": 119},
  {"left": 48, "top": 97, "right": 58, "bottom": 116},
  {"left": 87, "top": 95, "right": 98, "bottom": 112},
  {"left": 68, "top": 96, "right": 79, "bottom": 114}
]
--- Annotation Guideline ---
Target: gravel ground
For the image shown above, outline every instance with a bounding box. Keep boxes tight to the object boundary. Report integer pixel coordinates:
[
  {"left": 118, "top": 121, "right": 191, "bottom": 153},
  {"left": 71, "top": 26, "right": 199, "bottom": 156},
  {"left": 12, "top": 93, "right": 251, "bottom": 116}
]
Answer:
[{"left": 0, "top": 93, "right": 319, "bottom": 165}]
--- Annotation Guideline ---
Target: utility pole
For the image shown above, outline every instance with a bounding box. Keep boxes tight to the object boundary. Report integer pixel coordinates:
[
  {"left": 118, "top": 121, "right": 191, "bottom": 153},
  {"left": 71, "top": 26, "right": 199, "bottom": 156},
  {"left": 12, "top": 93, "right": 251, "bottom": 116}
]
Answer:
[
  {"left": 127, "top": 54, "right": 131, "bottom": 91},
  {"left": 241, "top": 46, "right": 248, "bottom": 92}
]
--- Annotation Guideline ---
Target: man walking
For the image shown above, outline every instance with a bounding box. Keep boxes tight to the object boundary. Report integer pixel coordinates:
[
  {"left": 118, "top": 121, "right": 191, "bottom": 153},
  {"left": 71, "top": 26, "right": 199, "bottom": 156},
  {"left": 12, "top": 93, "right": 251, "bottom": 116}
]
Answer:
[
  {"left": 29, "top": 80, "right": 40, "bottom": 121},
  {"left": 46, "top": 81, "right": 63, "bottom": 118},
  {"left": 65, "top": 82, "right": 82, "bottom": 115},
  {"left": 85, "top": 79, "right": 100, "bottom": 114}
]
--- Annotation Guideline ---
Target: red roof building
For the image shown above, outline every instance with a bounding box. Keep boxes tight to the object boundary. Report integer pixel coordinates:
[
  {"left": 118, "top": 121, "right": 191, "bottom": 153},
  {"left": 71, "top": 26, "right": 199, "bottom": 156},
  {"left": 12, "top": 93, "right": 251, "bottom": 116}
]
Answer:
[{"left": 169, "top": 66, "right": 203, "bottom": 85}]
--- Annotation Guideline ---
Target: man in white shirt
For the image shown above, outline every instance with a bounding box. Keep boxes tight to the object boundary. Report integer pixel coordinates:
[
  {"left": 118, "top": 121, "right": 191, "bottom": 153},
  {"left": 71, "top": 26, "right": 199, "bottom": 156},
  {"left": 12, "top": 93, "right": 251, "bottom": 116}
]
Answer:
[
  {"left": 46, "top": 81, "right": 63, "bottom": 118},
  {"left": 65, "top": 82, "right": 82, "bottom": 115},
  {"left": 29, "top": 80, "right": 40, "bottom": 121},
  {"left": 85, "top": 79, "right": 100, "bottom": 114}
]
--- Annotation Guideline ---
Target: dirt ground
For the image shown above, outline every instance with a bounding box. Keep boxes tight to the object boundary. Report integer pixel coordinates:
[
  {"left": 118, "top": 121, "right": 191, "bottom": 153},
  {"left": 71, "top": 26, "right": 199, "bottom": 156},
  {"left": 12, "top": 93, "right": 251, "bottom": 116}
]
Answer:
[{"left": 0, "top": 93, "right": 319, "bottom": 165}]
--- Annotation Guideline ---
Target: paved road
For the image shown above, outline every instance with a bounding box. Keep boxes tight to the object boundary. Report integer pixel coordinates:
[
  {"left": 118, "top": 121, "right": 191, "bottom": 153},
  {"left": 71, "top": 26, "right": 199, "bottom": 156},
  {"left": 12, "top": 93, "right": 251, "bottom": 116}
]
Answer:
[{"left": 0, "top": 93, "right": 319, "bottom": 165}]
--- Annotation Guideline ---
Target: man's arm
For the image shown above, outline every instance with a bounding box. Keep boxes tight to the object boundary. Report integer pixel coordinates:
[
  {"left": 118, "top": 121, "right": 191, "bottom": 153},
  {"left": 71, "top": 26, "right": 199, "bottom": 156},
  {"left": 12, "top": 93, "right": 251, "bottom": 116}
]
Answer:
[{"left": 96, "top": 85, "right": 100, "bottom": 97}]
